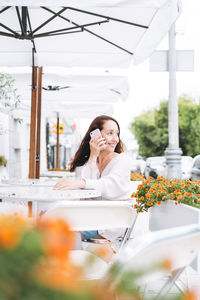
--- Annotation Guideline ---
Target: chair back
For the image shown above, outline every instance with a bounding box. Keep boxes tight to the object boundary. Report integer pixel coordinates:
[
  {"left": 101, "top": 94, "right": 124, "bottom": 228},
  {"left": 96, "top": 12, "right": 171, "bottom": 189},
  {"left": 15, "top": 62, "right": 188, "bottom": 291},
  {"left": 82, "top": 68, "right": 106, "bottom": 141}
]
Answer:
[
  {"left": 116, "top": 224, "right": 200, "bottom": 272},
  {"left": 42, "top": 200, "right": 136, "bottom": 232},
  {"left": 0, "top": 202, "right": 28, "bottom": 217}
]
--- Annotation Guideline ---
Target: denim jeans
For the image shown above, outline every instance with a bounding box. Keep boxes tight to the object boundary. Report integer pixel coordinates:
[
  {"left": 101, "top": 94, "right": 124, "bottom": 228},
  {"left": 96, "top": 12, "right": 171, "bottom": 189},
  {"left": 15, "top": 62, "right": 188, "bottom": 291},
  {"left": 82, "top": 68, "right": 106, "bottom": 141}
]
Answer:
[{"left": 81, "top": 230, "right": 101, "bottom": 241}]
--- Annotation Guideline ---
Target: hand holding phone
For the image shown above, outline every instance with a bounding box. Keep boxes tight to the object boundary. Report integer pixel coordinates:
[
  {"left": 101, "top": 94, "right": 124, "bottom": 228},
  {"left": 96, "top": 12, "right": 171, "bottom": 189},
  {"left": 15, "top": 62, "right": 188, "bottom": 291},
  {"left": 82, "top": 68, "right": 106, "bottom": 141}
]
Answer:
[{"left": 90, "top": 128, "right": 106, "bottom": 151}]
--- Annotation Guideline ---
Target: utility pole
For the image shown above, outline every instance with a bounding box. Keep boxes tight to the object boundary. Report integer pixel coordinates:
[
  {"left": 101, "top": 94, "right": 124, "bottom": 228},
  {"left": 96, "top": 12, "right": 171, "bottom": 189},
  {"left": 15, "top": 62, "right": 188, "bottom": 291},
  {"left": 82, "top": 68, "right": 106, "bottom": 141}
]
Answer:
[{"left": 165, "top": 24, "right": 182, "bottom": 179}]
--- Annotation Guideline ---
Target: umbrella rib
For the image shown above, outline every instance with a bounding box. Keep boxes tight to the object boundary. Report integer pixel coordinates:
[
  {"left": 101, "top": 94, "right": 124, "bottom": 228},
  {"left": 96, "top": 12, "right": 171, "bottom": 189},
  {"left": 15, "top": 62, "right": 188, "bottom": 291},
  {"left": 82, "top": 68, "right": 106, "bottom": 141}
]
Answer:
[
  {"left": 15, "top": 6, "right": 25, "bottom": 35},
  {"left": 67, "top": 6, "right": 148, "bottom": 29},
  {"left": 0, "top": 31, "right": 16, "bottom": 38},
  {"left": 0, "top": 6, "right": 11, "bottom": 14},
  {"left": 34, "top": 29, "right": 82, "bottom": 38},
  {"left": 42, "top": 7, "right": 133, "bottom": 55},
  {"left": 32, "top": 7, "right": 68, "bottom": 34},
  {"left": 33, "top": 20, "right": 108, "bottom": 38},
  {"left": 0, "top": 22, "right": 18, "bottom": 36},
  {"left": 83, "top": 28, "right": 133, "bottom": 55}
]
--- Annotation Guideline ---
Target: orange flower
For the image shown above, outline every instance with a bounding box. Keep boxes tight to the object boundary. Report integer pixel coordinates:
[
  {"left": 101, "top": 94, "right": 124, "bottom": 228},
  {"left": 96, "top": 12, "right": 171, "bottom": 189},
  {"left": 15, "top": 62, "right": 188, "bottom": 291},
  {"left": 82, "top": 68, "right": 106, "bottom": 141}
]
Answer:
[
  {"left": 162, "top": 196, "right": 166, "bottom": 200},
  {"left": 170, "top": 195, "right": 174, "bottom": 200},
  {"left": 182, "top": 290, "right": 198, "bottom": 300},
  {"left": 140, "top": 196, "right": 144, "bottom": 201},
  {"left": 156, "top": 201, "right": 161, "bottom": 205},
  {"left": 181, "top": 183, "right": 185, "bottom": 188},
  {"left": 131, "top": 193, "right": 135, "bottom": 198},
  {"left": 174, "top": 189, "right": 181, "bottom": 195},
  {"left": 197, "top": 199, "right": 200, "bottom": 203},
  {"left": 36, "top": 261, "right": 83, "bottom": 292},
  {"left": 146, "top": 180, "right": 150, "bottom": 184},
  {"left": 177, "top": 195, "right": 183, "bottom": 200},
  {"left": 0, "top": 215, "right": 27, "bottom": 249},
  {"left": 153, "top": 183, "right": 158, "bottom": 187},
  {"left": 161, "top": 258, "right": 172, "bottom": 271},
  {"left": 134, "top": 204, "right": 138, "bottom": 209},
  {"left": 145, "top": 194, "right": 150, "bottom": 200},
  {"left": 38, "top": 218, "right": 75, "bottom": 261},
  {"left": 147, "top": 201, "right": 153, "bottom": 206}
]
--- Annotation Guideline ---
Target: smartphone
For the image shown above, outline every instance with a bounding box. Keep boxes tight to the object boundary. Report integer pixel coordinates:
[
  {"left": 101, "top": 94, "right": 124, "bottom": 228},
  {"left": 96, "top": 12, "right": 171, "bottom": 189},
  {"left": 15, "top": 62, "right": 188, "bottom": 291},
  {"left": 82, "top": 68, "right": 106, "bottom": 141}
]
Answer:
[{"left": 90, "top": 128, "right": 102, "bottom": 140}]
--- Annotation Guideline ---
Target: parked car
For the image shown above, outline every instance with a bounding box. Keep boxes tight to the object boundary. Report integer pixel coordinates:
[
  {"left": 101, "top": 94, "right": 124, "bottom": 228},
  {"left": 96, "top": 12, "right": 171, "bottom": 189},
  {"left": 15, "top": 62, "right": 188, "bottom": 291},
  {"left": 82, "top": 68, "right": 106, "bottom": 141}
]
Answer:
[
  {"left": 130, "top": 158, "right": 146, "bottom": 174},
  {"left": 191, "top": 155, "right": 200, "bottom": 181},
  {"left": 144, "top": 156, "right": 167, "bottom": 178},
  {"left": 144, "top": 155, "right": 193, "bottom": 179}
]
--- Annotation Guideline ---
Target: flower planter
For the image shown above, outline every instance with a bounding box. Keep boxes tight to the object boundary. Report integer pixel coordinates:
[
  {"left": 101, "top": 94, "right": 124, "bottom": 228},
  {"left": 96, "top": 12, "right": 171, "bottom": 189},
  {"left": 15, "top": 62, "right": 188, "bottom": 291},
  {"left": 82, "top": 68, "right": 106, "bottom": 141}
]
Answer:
[{"left": 149, "top": 200, "right": 200, "bottom": 272}]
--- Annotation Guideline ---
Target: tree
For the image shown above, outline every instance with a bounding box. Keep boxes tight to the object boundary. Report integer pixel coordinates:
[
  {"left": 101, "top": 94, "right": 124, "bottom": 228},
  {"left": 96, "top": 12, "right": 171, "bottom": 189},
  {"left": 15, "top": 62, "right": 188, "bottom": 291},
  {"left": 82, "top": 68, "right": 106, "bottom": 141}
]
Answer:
[
  {"left": 0, "top": 73, "right": 21, "bottom": 134},
  {"left": 130, "top": 95, "right": 200, "bottom": 158},
  {"left": 0, "top": 73, "right": 20, "bottom": 112}
]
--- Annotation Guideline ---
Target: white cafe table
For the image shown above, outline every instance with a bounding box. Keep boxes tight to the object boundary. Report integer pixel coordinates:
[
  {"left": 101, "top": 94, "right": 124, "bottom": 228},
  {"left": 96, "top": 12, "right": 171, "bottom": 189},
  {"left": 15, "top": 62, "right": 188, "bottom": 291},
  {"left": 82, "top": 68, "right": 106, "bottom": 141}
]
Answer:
[
  {"left": 1, "top": 178, "right": 60, "bottom": 187},
  {"left": 0, "top": 185, "right": 101, "bottom": 217},
  {"left": 40, "top": 171, "right": 75, "bottom": 178}
]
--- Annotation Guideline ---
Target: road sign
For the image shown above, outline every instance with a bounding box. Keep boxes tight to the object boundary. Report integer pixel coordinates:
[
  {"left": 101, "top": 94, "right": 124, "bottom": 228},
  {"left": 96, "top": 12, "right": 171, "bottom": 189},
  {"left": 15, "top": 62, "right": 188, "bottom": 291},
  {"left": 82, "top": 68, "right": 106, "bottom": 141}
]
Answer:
[{"left": 150, "top": 50, "right": 194, "bottom": 72}]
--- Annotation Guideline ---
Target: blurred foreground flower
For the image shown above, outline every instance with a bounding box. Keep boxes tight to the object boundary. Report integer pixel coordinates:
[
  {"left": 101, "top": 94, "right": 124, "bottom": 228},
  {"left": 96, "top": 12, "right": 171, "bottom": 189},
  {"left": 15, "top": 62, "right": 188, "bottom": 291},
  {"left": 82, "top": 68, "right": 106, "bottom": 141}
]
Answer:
[{"left": 0, "top": 214, "right": 197, "bottom": 300}]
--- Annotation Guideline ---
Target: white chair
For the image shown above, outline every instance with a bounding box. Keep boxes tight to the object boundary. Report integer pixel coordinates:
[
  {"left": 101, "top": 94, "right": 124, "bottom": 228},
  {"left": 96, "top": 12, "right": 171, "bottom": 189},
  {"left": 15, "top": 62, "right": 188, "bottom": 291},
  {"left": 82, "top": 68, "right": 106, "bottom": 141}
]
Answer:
[
  {"left": 42, "top": 200, "right": 137, "bottom": 279},
  {"left": 112, "top": 224, "right": 200, "bottom": 299},
  {"left": 0, "top": 202, "right": 28, "bottom": 217}
]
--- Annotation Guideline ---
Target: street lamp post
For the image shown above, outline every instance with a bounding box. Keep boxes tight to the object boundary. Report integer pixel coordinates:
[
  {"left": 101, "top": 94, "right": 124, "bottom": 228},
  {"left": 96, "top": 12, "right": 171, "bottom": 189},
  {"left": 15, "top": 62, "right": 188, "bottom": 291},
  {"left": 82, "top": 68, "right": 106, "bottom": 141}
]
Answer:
[{"left": 165, "top": 24, "right": 182, "bottom": 179}]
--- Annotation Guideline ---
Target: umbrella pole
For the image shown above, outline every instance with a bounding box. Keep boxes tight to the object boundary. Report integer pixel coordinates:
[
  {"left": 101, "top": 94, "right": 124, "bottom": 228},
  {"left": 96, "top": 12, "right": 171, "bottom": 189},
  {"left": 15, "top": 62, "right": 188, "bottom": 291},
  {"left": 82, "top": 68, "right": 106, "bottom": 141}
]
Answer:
[
  {"left": 35, "top": 67, "right": 43, "bottom": 179},
  {"left": 56, "top": 112, "right": 59, "bottom": 169},
  {"left": 28, "top": 65, "right": 38, "bottom": 217},
  {"left": 29, "top": 66, "right": 38, "bottom": 179}
]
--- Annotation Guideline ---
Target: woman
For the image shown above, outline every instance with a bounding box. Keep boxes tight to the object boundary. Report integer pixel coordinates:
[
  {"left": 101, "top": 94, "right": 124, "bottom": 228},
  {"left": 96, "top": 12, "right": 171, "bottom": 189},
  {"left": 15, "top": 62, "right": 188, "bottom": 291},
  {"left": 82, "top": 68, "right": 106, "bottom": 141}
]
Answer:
[{"left": 53, "top": 115, "right": 131, "bottom": 248}]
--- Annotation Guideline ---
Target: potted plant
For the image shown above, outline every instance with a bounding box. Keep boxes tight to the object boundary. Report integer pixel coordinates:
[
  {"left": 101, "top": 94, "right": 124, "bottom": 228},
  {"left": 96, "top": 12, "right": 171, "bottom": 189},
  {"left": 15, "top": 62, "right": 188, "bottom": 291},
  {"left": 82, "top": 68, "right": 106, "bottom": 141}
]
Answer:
[{"left": 132, "top": 176, "right": 200, "bottom": 271}]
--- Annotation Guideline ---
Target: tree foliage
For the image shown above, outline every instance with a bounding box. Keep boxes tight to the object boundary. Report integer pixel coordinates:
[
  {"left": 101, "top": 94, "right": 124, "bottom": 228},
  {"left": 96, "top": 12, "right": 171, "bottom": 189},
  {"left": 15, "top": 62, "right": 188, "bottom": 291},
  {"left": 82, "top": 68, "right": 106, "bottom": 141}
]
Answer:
[
  {"left": 0, "top": 73, "right": 20, "bottom": 112},
  {"left": 130, "top": 95, "right": 200, "bottom": 158}
]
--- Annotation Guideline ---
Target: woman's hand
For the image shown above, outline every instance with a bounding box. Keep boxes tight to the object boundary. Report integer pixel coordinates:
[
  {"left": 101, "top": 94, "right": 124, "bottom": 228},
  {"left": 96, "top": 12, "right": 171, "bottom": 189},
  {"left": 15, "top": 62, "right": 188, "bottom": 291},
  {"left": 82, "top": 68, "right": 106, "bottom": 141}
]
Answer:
[
  {"left": 89, "top": 136, "right": 106, "bottom": 159},
  {"left": 53, "top": 178, "right": 85, "bottom": 190}
]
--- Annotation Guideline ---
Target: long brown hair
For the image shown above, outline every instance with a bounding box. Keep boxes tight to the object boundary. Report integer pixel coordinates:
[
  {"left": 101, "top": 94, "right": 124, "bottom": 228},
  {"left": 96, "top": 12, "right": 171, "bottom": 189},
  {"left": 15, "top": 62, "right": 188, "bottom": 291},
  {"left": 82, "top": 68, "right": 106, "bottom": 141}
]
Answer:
[{"left": 70, "top": 115, "right": 124, "bottom": 171}]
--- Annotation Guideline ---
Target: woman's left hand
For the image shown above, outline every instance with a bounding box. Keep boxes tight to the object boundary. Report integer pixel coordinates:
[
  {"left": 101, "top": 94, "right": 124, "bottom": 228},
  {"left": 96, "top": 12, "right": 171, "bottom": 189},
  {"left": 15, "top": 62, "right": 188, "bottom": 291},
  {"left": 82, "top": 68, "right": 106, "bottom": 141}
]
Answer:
[{"left": 53, "top": 178, "right": 85, "bottom": 190}]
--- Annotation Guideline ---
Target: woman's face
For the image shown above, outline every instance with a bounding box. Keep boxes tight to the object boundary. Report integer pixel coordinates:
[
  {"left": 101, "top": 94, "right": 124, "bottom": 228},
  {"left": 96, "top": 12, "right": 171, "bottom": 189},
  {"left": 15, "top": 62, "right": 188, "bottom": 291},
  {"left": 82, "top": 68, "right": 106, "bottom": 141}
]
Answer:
[{"left": 101, "top": 120, "right": 119, "bottom": 152}]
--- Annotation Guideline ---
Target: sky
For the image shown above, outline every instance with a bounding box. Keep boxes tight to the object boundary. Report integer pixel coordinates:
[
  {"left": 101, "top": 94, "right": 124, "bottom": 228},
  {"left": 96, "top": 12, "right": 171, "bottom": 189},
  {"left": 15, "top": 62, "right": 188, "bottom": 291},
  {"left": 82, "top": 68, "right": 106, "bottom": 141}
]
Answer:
[{"left": 80, "top": 0, "right": 200, "bottom": 151}]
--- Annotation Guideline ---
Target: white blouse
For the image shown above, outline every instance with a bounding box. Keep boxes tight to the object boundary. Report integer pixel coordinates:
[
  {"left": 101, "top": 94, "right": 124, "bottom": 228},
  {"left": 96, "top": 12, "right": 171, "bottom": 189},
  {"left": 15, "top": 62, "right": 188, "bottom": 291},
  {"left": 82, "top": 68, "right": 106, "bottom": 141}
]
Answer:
[
  {"left": 76, "top": 153, "right": 131, "bottom": 201},
  {"left": 76, "top": 153, "right": 132, "bottom": 242}
]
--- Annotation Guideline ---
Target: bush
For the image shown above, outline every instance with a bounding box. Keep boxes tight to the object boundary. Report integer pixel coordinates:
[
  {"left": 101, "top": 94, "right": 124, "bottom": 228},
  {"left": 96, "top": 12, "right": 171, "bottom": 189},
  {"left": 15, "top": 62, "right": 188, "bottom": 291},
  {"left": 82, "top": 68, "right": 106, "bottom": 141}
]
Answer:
[{"left": 0, "top": 155, "right": 7, "bottom": 167}]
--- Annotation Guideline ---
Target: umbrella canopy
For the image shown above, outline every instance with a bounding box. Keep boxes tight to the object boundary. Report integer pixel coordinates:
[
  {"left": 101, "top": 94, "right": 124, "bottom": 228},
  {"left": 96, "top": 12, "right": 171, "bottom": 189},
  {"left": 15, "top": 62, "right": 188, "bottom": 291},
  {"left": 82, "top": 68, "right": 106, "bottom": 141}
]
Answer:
[
  {"left": 1, "top": 71, "right": 128, "bottom": 118},
  {"left": 0, "top": 0, "right": 181, "bottom": 68}
]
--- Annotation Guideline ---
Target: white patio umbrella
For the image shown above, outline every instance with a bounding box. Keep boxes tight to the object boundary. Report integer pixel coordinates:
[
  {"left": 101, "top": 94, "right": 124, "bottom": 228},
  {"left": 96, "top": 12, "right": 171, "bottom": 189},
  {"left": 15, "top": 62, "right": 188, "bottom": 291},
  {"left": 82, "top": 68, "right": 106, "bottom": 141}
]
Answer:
[
  {"left": 0, "top": 0, "right": 181, "bottom": 67},
  {"left": 0, "top": 0, "right": 181, "bottom": 185},
  {"left": 3, "top": 72, "right": 128, "bottom": 117}
]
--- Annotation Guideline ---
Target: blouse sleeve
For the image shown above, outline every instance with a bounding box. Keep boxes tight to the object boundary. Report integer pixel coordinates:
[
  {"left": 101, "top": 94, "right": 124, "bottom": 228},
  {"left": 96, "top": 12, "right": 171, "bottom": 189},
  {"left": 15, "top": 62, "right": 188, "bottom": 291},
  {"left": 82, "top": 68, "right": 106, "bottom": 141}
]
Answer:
[{"left": 83, "top": 155, "right": 131, "bottom": 200}]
